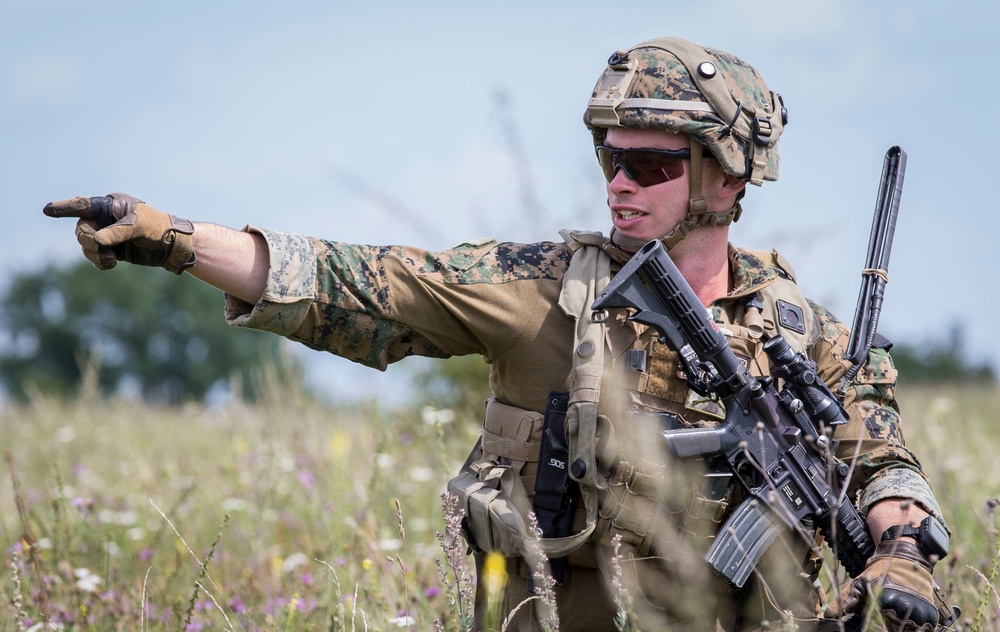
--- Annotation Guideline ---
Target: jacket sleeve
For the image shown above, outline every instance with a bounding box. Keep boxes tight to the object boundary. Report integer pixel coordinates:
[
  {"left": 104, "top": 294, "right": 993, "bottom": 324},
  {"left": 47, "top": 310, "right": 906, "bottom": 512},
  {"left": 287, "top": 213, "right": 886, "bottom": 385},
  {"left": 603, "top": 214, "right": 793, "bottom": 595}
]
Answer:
[
  {"left": 224, "top": 227, "right": 568, "bottom": 372},
  {"left": 806, "top": 300, "right": 945, "bottom": 524}
]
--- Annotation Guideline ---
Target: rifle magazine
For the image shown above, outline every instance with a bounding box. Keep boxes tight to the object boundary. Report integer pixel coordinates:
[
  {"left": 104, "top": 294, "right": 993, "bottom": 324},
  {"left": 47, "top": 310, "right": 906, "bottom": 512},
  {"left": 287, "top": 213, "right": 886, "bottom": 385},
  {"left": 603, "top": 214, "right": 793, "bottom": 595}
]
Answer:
[{"left": 705, "top": 499, "right": 783, "bottom": 588}]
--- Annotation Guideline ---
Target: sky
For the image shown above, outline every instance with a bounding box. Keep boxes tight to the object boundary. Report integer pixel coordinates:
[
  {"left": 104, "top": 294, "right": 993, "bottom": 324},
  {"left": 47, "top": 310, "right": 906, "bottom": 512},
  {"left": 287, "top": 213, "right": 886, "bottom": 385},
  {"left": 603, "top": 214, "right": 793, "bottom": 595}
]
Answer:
[{"left": 3, "top": 0, "right": 998, "bottom": 403}]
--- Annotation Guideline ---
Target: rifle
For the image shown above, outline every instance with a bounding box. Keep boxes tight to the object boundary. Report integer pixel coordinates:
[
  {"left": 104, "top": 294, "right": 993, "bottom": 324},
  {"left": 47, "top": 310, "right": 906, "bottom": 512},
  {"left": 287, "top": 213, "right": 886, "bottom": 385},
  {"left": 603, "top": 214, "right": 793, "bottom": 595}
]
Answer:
[
  {"left": 591, "top": 239, "right": 874, "bottom": 589},
  {"left": 836, "top": 146, "right": 906, "bottom": 399}
]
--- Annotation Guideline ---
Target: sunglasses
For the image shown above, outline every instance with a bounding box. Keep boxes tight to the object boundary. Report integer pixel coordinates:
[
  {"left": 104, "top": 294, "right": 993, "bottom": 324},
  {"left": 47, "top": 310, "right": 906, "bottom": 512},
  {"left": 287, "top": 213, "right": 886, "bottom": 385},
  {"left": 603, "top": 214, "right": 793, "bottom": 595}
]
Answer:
[{"left": 595, "top": 145, "right": 692, "bottom": 187}]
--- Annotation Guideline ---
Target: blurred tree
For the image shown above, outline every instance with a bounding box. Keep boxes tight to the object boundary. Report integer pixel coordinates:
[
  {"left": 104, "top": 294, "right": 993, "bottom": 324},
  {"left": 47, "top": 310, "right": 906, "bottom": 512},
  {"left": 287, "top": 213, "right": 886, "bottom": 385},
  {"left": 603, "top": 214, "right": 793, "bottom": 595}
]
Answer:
[
  {"left": 0, "top": 261, "right": 297, "bottom": 403},
  {"left": 890, "top": 323, "right": 996, "bottom": 385},
  {"left": 412, "top": 354, "right": 493, "bottom": 421}
]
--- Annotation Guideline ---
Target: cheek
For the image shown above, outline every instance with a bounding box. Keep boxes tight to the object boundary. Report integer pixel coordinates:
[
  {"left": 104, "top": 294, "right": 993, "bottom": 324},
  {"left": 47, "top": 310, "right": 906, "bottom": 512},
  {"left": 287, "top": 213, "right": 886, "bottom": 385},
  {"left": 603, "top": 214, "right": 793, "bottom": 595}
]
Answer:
[{"left": 700, "top": 162, "right": 729, "bottom": 193}]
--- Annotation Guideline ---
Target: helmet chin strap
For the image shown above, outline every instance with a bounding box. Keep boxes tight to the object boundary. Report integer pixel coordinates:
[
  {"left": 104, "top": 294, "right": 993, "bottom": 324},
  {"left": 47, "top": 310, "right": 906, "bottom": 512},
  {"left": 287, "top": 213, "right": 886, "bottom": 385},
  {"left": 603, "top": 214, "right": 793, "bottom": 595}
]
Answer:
[{"left": 610, "top": 139, "right": 743, "bottom": 253}]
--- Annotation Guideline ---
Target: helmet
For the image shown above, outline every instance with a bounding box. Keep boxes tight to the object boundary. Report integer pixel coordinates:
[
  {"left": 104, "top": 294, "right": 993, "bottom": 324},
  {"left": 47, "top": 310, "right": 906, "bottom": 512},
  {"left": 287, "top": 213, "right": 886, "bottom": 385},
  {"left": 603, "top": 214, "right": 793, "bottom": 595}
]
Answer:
[{"left": 585, "top": 37, "right": 786, "bottom": 186}]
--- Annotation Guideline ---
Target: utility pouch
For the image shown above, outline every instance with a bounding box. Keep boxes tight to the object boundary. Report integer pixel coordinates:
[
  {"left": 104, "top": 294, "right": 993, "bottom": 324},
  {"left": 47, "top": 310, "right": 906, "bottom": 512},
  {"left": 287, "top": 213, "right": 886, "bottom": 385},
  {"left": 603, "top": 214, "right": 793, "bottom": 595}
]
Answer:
[
  {"left": 446, "top": 439, "right": 528, "bottom": 557},
  {"left": 447, "top": 398, "right": 546, "bottom": 557},
  {"left": 532, "top": 391, "right": 576, "bottom": 582}
]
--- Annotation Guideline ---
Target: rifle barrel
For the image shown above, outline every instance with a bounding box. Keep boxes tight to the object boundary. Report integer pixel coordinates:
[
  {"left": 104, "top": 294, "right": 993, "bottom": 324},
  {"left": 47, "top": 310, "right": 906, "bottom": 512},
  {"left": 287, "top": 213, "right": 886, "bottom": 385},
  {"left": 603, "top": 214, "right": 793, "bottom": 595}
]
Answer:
[{"left": 842, "top": 146, "right": 907, "bottom": 384}]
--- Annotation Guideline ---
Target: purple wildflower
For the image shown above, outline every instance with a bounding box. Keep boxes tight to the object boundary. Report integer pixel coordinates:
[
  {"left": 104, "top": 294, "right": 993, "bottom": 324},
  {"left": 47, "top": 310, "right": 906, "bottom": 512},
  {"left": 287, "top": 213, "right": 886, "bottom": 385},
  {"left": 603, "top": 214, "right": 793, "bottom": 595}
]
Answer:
[{"left": 297, "top": 469, "right": 316, "bottom": 490}]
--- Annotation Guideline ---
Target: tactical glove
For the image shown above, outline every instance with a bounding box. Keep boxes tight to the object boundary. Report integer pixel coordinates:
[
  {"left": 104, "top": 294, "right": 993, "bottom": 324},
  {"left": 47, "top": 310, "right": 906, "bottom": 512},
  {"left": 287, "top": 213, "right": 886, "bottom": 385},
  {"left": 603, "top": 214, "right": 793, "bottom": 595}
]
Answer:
[
  {"left": 43, "top": 193, "right": 196, "bottom": 274},
  {"left": 827, "top": 539, "right": 940, "bottom": 631}
]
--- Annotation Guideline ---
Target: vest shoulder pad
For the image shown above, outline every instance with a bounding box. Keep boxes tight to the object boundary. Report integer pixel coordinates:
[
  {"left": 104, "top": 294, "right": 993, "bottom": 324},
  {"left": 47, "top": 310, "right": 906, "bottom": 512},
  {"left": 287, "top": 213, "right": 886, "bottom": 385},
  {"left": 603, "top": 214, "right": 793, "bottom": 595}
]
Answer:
[
  {"left": 559, "top": 228, "right": 609, "bottom": 253},
  {"left": 747, "top": 248, "right": 797, "bottom": 283}
]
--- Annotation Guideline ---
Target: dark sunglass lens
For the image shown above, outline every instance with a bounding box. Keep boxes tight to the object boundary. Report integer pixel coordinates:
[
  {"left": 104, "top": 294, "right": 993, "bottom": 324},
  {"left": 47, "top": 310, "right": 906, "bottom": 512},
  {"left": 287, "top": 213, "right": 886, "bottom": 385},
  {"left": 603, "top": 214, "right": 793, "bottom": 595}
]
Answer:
[
  {"left": 626, "top": 151, "right": 686, "bottom": 186},
  {"left": 596, "top": 147, "right": 616, "bottom": 181},
  {"left": 596, "top": 147, "right": 688, "bottom": 186}
]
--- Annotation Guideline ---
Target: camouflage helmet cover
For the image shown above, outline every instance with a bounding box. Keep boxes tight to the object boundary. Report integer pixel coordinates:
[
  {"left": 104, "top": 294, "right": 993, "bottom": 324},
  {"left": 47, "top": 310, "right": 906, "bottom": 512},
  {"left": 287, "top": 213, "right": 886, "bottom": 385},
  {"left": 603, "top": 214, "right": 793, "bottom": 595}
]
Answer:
[{"left": 584, "top": 37, "right": 787, "bottom": 186}]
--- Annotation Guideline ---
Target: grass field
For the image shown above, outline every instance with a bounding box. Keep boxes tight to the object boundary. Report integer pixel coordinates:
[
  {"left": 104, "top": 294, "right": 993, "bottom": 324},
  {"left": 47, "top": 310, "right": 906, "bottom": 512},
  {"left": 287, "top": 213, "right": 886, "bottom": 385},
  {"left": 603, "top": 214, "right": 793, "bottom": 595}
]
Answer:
[{"left": 1, "top": 377, "right": 997, "bottom": 631}]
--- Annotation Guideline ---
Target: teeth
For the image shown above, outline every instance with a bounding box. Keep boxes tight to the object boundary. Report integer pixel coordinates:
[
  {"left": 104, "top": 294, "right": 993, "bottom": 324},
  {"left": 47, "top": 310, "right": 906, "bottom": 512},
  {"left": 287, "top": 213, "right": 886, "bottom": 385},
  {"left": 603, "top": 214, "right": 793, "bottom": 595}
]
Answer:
[{"left": 618, "top": 211, "right": 643, "bottom": 220}]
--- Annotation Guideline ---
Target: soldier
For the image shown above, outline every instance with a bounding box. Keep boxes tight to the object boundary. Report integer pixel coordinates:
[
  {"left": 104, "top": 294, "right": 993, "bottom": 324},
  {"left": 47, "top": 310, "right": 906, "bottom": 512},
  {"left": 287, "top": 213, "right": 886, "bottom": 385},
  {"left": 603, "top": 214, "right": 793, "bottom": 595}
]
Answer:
[{"left": 44, "top": 37, "right": 954, "bottom": 631}]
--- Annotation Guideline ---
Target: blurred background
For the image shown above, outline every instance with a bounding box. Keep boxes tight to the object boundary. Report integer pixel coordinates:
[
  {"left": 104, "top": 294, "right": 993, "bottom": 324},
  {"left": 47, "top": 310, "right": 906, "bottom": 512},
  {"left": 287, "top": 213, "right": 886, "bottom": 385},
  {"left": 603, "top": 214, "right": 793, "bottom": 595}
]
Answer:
[{"left": 3, "top": 0, "right": 997, "bottom": 403}]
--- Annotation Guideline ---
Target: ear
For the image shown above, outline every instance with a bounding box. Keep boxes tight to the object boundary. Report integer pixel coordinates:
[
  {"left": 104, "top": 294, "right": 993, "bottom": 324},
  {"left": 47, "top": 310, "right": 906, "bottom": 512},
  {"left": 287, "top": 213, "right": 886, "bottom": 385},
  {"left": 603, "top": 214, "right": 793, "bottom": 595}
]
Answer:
[{"left": 719, "top": 173, "right": 747, "bottom": 202}]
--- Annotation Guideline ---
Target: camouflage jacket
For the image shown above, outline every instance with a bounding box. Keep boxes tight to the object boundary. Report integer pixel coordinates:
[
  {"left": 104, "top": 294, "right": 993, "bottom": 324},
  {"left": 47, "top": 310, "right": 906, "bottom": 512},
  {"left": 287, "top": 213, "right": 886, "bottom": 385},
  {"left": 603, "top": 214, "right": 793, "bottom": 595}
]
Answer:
[{"left": 224, "top": 227, "right": 940, "bottom": 519}]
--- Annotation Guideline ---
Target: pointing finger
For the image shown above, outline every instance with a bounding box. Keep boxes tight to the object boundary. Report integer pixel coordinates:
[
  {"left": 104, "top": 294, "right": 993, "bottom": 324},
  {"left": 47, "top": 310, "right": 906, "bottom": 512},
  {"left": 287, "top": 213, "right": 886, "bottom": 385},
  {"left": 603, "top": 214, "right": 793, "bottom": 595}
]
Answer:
[
  {"left": 43, "top": 195, "right": 118, "bottom": 227},
  {"left": 43, "top": 196, "right": 94, "bottom": 219}
]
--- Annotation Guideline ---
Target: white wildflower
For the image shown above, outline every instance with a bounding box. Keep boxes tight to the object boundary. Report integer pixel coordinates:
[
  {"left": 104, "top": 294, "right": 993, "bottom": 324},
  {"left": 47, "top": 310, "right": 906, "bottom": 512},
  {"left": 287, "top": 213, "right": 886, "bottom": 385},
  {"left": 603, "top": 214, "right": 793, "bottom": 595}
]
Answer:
[
  {"left": 282, "top": 552, "right": 310, "bottom": 573},
  {"left": 421, "top": 406, "right": 455, "bottom": 425},
  {"left": 408, "top": 466, "right": 435, "bottom": 482},
  {"left": 74, "top": 567, "right": 102, "bottom": 592},
  {"left": 127, "top": 527, "right": 146, "bottom": 541},
  {"left": 389, "top": 615, "right": 415, "bottom": 626}
]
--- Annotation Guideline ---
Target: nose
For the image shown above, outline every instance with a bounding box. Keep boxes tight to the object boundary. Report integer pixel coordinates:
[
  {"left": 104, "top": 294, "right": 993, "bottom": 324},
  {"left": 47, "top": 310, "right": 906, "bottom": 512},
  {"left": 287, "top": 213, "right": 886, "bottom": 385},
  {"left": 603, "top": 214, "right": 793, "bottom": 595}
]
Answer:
[{"left": 607, "top": 165, "right": 638, "bottom": 195}]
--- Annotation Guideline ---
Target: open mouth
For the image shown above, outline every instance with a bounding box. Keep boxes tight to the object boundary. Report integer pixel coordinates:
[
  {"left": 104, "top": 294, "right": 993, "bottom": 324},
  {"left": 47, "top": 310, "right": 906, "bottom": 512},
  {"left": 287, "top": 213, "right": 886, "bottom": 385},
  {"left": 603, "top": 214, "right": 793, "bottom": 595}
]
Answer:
[{"left": 617, "top": 210, "right": 645, "bottom": 221}]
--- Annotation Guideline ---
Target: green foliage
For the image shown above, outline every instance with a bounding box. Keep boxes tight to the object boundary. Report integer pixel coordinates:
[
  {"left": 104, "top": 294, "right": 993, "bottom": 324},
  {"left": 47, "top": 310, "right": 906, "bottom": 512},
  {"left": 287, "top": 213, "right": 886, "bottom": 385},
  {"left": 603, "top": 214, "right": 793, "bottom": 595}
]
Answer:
[
  {"left": 0, "top": 381, "right": 996, "bottom": 630},
  {"left": 890, "top": 323, "right": 996, "bottom": 385},
  {"left": 0, "top": 261, "right": 296, "bottom": 403},
  {"left": 411, "top": 354, "right": 494, "bottom": 419}
]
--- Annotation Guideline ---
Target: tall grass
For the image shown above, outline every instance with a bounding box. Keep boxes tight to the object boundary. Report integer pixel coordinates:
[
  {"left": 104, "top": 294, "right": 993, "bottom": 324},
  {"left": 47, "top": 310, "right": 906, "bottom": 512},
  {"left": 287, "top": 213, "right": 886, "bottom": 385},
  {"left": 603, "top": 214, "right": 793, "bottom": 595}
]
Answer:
[
  {"left": 895, "top": 381, "right": 1000, "bottom": 629},
  {"left": 0, "top": 379, "right": 480, "bottom": 630},
  {"left": 1, "top": 377, "right": 997, "bottom": 630}
]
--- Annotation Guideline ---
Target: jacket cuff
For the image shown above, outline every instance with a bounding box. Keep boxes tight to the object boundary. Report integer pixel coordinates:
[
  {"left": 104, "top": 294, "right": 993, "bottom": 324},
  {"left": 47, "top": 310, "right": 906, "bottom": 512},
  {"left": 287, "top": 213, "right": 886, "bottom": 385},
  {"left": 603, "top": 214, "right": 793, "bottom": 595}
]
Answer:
[
  {"left": 225, "top": 226, "right": 316, "bottom": 336},
  {"left": 859, "top": 467, "right": 948, "bottom": 533}
]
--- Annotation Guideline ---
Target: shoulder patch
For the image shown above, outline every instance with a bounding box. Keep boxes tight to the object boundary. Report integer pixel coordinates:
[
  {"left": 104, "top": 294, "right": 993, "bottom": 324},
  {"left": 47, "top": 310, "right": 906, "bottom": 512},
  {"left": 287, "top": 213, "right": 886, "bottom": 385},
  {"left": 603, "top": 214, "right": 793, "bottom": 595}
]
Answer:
[
  {"left": 755, "top": 277, "right": 820, "bottom": 350},
  {"left": 775, "top": 299, "right": 806, "bottom": 334}
]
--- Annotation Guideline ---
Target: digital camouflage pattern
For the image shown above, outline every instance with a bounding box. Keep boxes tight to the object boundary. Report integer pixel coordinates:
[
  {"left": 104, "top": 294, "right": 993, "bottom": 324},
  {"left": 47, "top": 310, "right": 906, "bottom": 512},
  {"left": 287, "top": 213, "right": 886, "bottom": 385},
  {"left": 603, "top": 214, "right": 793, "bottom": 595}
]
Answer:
[
  {"left": 585, "top": 37, "right": 784, "bottom": 184},
  {"left": 228, "top": 228, "right": 575, "bottom": 412},
  {"left": 227, "top": 227, "right": 940, "bottom": 523},
  {"left": 730, "top": 248, "right": 781, "bottom": 292},
  {"left": 806, "top": 301, "right": 943, "bottom": 521}
]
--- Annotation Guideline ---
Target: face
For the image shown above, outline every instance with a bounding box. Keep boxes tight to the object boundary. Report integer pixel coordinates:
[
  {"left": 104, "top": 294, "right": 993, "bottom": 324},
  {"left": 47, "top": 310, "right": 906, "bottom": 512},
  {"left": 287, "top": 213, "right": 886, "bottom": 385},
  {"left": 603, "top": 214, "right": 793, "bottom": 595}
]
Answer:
[{"left": 602, "top": 127, "right": 736, "bottom": 245}]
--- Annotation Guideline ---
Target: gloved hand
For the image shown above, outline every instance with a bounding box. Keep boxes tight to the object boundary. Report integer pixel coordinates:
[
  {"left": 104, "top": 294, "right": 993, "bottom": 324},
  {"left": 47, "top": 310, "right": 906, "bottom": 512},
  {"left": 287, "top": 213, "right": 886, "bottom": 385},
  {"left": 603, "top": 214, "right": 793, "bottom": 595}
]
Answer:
[
  {"left": 43, "top": 193, "right": 196, "bottom": 274},
  {"left": 827, "top": 539, "right": 939, "bottom": 631}
]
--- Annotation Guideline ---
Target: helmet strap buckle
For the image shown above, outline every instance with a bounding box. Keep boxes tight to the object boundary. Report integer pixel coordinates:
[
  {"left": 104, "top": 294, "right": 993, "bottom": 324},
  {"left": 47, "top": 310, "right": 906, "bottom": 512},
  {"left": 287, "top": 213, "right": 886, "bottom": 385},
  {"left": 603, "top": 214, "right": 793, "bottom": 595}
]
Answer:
[{"left": 752, "top": 116, "right": 773, "bottom": 146}]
